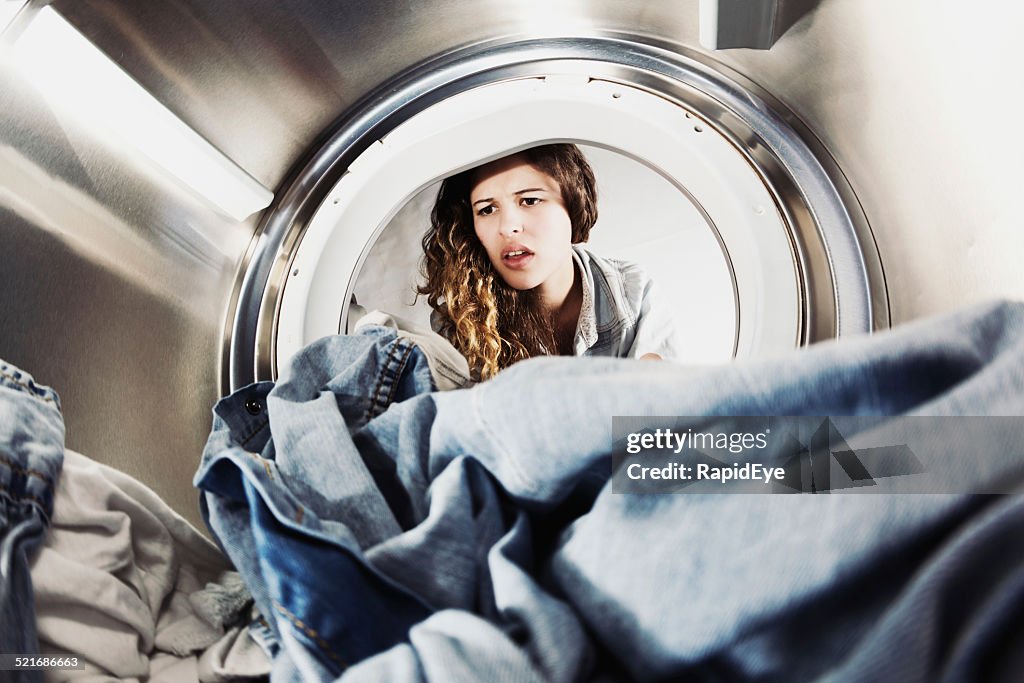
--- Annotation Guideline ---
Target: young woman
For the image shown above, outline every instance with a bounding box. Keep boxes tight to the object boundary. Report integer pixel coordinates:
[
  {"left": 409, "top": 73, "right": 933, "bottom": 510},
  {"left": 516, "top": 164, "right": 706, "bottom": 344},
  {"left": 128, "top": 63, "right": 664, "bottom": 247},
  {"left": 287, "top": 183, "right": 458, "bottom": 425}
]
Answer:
[{"left": 418, "top": 143, "right": 681, "bottom": 380}]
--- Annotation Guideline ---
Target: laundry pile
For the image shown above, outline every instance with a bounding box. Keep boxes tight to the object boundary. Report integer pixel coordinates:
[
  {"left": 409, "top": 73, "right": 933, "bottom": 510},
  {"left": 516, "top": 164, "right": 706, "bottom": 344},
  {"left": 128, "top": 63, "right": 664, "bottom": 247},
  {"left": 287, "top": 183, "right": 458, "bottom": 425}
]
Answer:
[
  {"left": 195, "top": 300, "right": 1024, "bottom": 681},
  {"left": 0, "top": 364, "right": 269, "bottom": 682},
  {"left": 4, "top": 300, "right": 1024, "bottom": 682}
]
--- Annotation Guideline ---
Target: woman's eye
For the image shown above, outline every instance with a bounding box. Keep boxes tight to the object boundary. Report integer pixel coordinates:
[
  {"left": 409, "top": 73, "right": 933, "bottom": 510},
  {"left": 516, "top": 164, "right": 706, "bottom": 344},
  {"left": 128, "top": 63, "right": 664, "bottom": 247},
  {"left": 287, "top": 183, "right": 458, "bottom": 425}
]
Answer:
[
  {"left": 521, "top": 197, "right": 541, "bottom": 206},
  {"left": 476, "top": 205, "right": 496, "bottom": 216}
]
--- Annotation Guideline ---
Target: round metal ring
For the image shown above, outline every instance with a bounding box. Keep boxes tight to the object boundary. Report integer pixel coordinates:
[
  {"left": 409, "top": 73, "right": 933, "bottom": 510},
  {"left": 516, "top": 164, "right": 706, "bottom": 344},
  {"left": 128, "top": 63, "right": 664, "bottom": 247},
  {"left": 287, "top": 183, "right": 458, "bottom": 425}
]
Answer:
[{"left": 224, "top": 35, "right": 888, "bottom": 392}]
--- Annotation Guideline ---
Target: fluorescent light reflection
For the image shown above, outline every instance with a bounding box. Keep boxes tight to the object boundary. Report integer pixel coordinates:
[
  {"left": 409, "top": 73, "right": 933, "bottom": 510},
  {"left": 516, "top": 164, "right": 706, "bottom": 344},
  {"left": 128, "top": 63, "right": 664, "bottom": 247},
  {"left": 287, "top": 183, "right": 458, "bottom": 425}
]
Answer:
[
  {"left": 10, "top": 7, "right": 273, "bottom": 221},
  {"left": 0, "top": 1, "right": 27, "bottom": 36}
]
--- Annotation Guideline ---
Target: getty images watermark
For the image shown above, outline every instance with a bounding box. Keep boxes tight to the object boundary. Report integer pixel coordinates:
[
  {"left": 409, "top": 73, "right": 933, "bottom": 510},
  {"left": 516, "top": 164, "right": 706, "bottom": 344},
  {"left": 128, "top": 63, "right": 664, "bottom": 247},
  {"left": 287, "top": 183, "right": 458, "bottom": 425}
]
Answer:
[{"left": 611, "top": 416, "right": 1024, "bottom": 494}]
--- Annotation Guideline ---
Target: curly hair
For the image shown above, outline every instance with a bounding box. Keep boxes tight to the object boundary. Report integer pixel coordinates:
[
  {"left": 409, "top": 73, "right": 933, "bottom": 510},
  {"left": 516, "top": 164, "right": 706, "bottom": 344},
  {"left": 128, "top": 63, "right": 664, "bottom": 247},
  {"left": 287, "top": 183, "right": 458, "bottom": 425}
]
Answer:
[{"left": 418, "top": 144, "right": 598, "bottom": 380}]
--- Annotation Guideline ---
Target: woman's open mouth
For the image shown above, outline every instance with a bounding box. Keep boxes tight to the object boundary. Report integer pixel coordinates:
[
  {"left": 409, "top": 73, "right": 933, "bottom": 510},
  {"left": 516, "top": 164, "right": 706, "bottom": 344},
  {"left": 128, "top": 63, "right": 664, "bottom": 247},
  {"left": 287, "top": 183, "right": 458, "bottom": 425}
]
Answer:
[{"left": 502, "top": 249, "right": 535, "bottom": 269}]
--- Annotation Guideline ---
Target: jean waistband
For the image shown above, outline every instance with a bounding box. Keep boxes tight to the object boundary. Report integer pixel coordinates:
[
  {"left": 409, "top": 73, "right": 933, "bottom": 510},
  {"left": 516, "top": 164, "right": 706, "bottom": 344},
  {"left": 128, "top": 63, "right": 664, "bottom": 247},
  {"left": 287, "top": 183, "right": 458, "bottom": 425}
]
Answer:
[
  {"left": 0, "top": 362, "right": 62, "bottom": 409},
  {"left": 0, "top": 361, "right": 65, "bottom": 520}
]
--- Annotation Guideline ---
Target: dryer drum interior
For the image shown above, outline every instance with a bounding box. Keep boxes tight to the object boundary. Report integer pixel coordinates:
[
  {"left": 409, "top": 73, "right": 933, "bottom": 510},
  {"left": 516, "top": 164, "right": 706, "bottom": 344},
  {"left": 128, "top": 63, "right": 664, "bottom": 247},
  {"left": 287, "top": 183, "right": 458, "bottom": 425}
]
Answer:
[
  {"left": 228, "top": 36, "right": 889, "bottom": 391},
  {"left": 17, "top": 5, "right": 1024, "bottom": 676},
  {"left": 0, "top": 7, "right": 899, "bottom": 532}
]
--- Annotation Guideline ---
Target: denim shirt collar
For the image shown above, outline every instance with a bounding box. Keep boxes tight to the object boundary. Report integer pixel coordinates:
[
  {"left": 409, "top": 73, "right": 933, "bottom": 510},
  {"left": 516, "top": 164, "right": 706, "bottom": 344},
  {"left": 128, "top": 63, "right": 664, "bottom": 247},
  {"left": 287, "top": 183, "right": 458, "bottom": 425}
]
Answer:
[{"left": 571, "top": 246, "right": 601, "bottom": 354}]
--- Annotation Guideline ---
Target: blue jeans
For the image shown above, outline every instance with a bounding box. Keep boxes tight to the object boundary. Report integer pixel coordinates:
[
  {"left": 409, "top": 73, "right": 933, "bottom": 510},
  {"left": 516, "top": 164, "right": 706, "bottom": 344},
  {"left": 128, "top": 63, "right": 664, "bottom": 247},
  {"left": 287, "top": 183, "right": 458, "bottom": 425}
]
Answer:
[
  {"left": 195, "top": 328, "right": 439, "bottom": 679},
  {"left": 196, "top": 301, "right": 1024, "bottom": 682},
  {"left": 0, "top": 362, "right": 64, "bottom": 683}
]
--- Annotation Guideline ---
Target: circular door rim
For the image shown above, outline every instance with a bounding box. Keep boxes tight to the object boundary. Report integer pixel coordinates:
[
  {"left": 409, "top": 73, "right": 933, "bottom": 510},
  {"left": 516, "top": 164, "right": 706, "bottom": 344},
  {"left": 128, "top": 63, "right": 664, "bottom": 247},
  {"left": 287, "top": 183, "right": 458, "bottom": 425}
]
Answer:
[{"left": 223, "top": 34, "right": 888, "bottom": 392}]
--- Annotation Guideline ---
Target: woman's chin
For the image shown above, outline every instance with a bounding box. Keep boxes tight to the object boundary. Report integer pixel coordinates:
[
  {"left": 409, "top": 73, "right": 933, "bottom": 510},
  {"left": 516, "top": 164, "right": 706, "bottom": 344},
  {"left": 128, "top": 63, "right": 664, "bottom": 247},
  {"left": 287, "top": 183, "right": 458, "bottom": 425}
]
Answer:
[
  {"left": 494, "top": 267, "right": 540, "bottom": 291},
  {"left": 505, "top": 279, "right": 540, "bottom": 292}
]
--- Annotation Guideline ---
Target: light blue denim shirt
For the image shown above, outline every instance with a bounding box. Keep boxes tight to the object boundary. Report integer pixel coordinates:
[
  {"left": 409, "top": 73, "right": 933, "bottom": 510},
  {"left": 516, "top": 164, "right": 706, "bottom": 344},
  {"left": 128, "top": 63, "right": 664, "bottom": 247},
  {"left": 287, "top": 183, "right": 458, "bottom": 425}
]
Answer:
[
  {"left": 429, "top": 245, "right": 683, "bottom": 363},
  {"left": 571, "top": 245, "right": 682, "bottom": 360}
]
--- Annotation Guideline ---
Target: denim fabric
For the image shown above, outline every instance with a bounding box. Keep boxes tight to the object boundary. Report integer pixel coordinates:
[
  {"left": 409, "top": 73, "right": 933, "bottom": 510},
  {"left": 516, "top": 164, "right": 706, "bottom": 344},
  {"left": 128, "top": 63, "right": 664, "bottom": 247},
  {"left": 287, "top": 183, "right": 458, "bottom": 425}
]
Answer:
[
  {"left": 571, "top": 245, "right": 682, "bottom": 360},
  {"left": 353, "top": 310, "right": 473, "bottom": 390},
  {"left": 197, "top": 300, "right": 1024, "bottom": 682},
  {"left": 195, "top": 327, "right": 438, "bottom": 677},
  {"left": 0, "top": 361, "right": 64, "bottom": 683}
]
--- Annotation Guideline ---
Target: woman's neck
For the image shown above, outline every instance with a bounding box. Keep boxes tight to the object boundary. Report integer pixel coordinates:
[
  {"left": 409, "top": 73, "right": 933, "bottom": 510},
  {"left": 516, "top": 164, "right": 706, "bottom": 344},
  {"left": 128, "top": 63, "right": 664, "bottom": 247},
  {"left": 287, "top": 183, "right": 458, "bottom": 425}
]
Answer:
[{"left": 544, "top": 262, "right": 583, "bottom": 355}]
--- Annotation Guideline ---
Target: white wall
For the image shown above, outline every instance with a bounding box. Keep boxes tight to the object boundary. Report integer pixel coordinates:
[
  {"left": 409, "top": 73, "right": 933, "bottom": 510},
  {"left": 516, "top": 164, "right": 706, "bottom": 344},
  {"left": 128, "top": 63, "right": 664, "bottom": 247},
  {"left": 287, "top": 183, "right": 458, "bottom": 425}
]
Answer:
[{"left": 351, "top": 145, "right": 737, "bottom": 363}]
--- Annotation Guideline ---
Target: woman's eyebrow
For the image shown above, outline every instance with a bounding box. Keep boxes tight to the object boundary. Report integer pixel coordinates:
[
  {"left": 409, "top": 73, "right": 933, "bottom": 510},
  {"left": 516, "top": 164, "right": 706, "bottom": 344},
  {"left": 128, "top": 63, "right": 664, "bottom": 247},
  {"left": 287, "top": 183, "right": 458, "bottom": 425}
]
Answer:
[{"left": 471, "top": 188, "right": 546, "bottom": 206}]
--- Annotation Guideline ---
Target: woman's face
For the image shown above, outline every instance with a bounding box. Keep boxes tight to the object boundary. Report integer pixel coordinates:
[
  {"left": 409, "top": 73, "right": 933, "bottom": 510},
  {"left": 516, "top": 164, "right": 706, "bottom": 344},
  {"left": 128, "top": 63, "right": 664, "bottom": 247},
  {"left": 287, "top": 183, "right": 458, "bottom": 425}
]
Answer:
[{"left": 469, "top": 154, "right": 575, "bottom": 303}]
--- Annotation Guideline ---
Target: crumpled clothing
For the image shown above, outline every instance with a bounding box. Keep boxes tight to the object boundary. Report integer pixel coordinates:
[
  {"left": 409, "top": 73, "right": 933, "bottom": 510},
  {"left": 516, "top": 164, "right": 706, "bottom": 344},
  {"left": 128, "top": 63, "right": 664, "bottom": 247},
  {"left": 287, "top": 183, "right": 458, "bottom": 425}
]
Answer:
[
  {"left": 31, "top": 449, "right": 268, "bottom": 682},
  {"left": 354, "top": 309, "right": 473, "bottom": 390},
  {"left": 196, "top": 300, "right": 1024, "bottom": 682}
]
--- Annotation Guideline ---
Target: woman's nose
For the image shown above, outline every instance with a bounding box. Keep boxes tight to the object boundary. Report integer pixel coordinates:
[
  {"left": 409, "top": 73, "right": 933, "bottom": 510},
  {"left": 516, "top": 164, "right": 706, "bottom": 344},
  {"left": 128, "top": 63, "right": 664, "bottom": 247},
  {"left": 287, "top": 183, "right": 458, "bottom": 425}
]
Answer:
[{"left": 499, "top": 208, "right": 523, "bottom": 237}]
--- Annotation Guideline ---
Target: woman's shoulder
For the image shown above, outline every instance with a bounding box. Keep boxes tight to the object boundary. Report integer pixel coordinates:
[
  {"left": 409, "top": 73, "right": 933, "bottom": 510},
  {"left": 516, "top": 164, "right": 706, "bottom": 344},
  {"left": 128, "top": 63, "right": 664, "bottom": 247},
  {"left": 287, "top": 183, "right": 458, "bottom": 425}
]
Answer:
[
  {"left": 573, "top": 245, "right": 657, "bottom": 328},
  {"left": 573, "top": 245, "right": 653, "bottom": 290}
]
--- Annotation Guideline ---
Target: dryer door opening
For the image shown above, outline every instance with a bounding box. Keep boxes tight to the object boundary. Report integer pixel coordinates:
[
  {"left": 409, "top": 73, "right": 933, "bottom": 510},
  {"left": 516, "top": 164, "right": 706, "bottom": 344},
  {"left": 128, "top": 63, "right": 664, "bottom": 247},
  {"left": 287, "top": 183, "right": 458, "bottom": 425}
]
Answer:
[{"left": 228, "top": 37, "right": 888, "bottom": 390}]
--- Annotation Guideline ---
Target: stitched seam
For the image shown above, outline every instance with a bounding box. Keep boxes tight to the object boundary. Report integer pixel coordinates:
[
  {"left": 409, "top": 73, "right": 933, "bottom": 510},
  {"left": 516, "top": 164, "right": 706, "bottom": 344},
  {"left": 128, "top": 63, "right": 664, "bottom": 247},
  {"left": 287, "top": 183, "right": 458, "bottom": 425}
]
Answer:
[
  {"left": 0, "top": 488, "right": 50, "bottom": 508},
  {"left": 239, "top": 419, "right": 270, "bottom": 448},
  {"left": 272, "top": 599, "right": 349, "bottom": 670},
  {"left": 432, "top": 357, "right": 465, "bottom": 378},
  {"left": 366, "top": 345, "right": 399, "bottom": 423},
  {"left": 365, "top": 341, "right": 413, "bottom": 422},
  {"left": 382, "top": 343, "right": 414, "bottom": 409},
  {"left": 246, "top": 451, "right": 274, "bottom": 480},
  {"left": 368, "top": 344, "right": 399, "bottom": 419},
  {"left": 0, "top": 368, "right": 58, "bottom": 406},
  {"left": 0, "top": 453, "right": 55, "bottom": 487}
]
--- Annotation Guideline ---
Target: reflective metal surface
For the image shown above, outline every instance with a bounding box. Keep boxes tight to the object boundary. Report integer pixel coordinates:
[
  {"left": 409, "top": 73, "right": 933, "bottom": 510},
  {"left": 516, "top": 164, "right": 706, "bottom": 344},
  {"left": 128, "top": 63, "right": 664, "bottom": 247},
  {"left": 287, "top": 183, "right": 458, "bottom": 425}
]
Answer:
[
  {"left": 2, "top": 0, "right": 1021, "bottom": 527},
  {"left": 699, "top": 0, "right": 822, "bottom": 50},
  {"left": 233, "top": 37, "right": 881, "bottom": 388},
  {"left": 713, "top": 0, "right": 1024, "bottom": 323},
  {"left": 0, "top": 34, "right": 253, "bottom": 522}
]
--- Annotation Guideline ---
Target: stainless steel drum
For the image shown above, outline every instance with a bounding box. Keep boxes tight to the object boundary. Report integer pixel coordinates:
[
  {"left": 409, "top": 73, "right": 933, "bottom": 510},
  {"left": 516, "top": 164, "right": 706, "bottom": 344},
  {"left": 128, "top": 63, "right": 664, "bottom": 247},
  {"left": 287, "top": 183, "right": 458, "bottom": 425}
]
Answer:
[{"left": 1, "top": 0, "right": 1020, "bottom": 527}]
